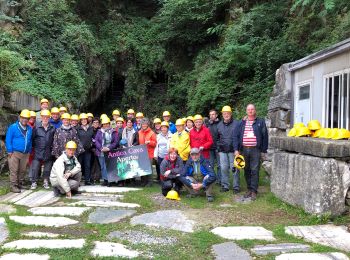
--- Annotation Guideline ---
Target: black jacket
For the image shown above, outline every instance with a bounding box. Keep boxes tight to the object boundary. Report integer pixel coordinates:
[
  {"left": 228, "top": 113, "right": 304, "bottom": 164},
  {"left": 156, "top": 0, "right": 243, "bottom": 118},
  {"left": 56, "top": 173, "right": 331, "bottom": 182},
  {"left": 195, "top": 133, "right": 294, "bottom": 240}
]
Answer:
[
  {"left": 208, "top": 118, "right": 220, "bottom": 150},
  {"left": 77, "top": 125, "right": 94, "bottom": 151},
  {"left": 32, "top": 123, "right": 55, "bottom": 161},
  {"left": 217, "top": 118, "right": 238, "bottom": 153},
  {"left": 233, "top": 118, "right": 268, "bottom": 153}
]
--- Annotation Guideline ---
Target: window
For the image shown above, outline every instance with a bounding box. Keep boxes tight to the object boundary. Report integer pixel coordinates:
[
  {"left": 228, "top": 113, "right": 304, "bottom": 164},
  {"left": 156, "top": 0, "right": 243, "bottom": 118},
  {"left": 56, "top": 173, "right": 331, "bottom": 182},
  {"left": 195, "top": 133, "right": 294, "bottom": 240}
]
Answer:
[
  {"left": 324, "top": 71, "right": 350, "bottom": 129},
  {"left": 299, "top": 85, "right": 310, "bottom": 100}
]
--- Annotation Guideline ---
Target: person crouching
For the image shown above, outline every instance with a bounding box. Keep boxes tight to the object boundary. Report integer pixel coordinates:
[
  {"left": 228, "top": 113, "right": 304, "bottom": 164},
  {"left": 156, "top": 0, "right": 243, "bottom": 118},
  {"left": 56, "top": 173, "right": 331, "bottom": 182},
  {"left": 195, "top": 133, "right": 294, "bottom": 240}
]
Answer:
[
  {"left": 160, "top": 148, "right": 184, "bottom": 196},
  {"left": 50, "top": 141, "right": 82, "bottom": 198}
]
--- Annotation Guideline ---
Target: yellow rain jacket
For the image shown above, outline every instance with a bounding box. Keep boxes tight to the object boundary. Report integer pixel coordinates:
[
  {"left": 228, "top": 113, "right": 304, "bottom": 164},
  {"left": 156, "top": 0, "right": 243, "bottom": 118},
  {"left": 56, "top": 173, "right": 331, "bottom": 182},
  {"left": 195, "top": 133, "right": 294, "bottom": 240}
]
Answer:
[{"left": 170, "top": 130, "right": 190, "bottom": 161}]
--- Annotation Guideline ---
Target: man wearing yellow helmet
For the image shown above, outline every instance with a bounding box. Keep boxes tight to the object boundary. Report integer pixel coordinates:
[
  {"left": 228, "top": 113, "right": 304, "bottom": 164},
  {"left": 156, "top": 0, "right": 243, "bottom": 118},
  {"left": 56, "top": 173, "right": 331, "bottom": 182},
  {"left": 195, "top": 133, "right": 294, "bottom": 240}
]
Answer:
[
  {"left": 49, "top": 107, "right": 62, "bottom": 129},
  {"left": 233, "top": 104, "right": 268, "bottom": 201},
  {"left": 36, "top": 98, "right": 50, "bottom": 124},
  {"left": 5, "top": 110, "right": 33, "bottom": 193},
  {"left": 30, "top": 110, "right": 56, "bottom": 190},
  {"left": 163, "top": 111, "right": 177, "bottom": 134},
  {"left": 110, "top": 110, "right": 121, "bottom": 130},
  {"left": 50, "top": 141, "right": 82, "bottom": 198}
]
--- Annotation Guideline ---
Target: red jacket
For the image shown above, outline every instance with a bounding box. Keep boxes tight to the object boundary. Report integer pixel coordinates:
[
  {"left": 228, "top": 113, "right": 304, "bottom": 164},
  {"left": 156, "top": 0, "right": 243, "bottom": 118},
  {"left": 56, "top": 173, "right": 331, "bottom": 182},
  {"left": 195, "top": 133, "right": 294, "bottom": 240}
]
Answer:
[
  {"left": 138, "top": 127, "right": 157, "bottom": 159},
  {"left": 190, "top": 126, "right": 213, "bottom": 159}
]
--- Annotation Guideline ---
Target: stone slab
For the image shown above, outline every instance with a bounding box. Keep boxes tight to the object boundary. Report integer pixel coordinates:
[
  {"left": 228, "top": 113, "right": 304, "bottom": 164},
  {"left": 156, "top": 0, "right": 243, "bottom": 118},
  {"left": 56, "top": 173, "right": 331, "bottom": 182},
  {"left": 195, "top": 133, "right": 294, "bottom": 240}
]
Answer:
[
  {"left": 0, "top": 253, "right": 50, "bottom": 260},
  {"left": 130, "top": 210, "right": 195, "bottom": 233},
  {"left": 2, "top": 239, "right": 85, "bottom": 249},
  {"left": 0, "top": 218, "right": 8, "bottom": 245},
  {"left": 29, "top": 206, "right": 91, "bottom": 216},
  {"left": 0, "top": 204, "right": 16, "bottom": 214},
  {"left": 108, "top": 230, "right": 177, "bottom": 245},
  {"left": 23, "top": 232, "right": 60, "bottom": 238},
  {"left": 285, "top": 225, "right": 350, "bottom": 252},
  {"left": 9, "top": 216, "right": 78, "bottom": 227},
  {"left": 271, "top": 151, "right": 350, "bottom": 216},
  {"left": 0, "top": 190, "right": 33, "bottom": 203},
  {"left": 276, "top": 252, "right": 350, "bottom": 260},
  {"left": 211, "top": 226, "right": 276, "bottom": 241},
  {"left": 69, "top": 200, "right": 140, "bottom": 208},
  {"left": 78, "top": 186, "right": 141, "bottom": 193},
  {"left": 270, "top": 136, "right": 350, "bottom": 158},
  {"left": 251, "top": 243, "right": 310, "bottom": 255},
  {"left": 212, "top": 242, "right": 251, "bottom": 260},
  {"left": 15, "top": 191, "right": 59, "bottom": 208},
  {"left": 91, "top": 241, "right": 139, "bottom": 258},
  {"left": 72, "top": 194, "right": 124, "bottom": 201},
  {"left": 88, "top": 209, "right": 136, "bottom": 224}
]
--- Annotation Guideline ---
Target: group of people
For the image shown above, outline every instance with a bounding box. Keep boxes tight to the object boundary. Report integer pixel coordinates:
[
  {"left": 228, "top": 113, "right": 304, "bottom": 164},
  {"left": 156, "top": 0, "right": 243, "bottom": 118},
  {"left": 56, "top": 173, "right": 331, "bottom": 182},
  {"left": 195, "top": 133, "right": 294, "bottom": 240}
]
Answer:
[{"left": 5, "top": 98, "right": 268, "bottom": 201}]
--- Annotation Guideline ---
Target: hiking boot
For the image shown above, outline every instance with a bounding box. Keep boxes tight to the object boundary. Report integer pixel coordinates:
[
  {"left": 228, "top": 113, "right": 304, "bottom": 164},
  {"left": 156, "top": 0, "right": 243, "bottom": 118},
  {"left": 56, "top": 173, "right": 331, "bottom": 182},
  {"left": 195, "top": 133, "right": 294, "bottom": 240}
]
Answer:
[
  {"left": 251, "top": 192, "right": 257, "bottom": 201},
  {"left": 84, "top": 181, "right": 92, "bottom": 186},
  {"left": 243, "top": 190, "right": 252, "bottom": 198},
  {"left": 233, "top": 189, "right": 240, "bottom": 194},
  {"left": 43, "top": 179, "right": 50, "bottom": 190},
  {"left": 30, "top": 182, "right": 37, "bottom": 190},
  {"left": 207, "top": 196, "right": 214, "bottom": 202},
  {"left": 53, "top": 187, "right": 61, "bottom": 197},
  {"left": 220, "top": 187, "right": 229, "bottom": 192},
  {"left": 10, "top": 185, "right": 21, "bottom": 193}
]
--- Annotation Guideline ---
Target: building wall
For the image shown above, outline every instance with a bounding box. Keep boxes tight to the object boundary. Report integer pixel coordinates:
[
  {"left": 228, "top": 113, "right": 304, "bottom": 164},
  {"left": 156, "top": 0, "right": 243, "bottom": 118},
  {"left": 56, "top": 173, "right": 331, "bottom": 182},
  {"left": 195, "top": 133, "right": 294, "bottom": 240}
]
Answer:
[{"left": 293, "top": 50, "right": 350, "bottom": 126}]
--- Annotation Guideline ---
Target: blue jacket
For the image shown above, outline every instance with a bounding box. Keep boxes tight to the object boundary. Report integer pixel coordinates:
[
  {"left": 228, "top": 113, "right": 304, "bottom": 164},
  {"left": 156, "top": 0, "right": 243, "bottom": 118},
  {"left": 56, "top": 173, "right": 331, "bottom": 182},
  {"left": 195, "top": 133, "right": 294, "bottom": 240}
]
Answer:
[
  {"left": 180, "top": 156, "right": 216, "bottom": 189},
  {"left": 233, "top": 118, "right": 268, "bottom": 153},
  {"left": 5, "top": 121, "right": 32, "bottom": 154},
  {"left": 49, "top": 118, "right": 62, "bottom": 129},
  {"left": 169, "top": 122, "right": 177, "bottom": 134}
]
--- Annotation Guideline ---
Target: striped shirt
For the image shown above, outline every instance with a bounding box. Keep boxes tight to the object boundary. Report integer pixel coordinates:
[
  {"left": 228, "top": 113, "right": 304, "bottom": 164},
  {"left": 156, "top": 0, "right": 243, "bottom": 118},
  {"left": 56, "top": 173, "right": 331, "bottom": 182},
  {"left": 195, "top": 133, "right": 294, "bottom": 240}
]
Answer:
[{"left": 242, "top": 120, "right": 257, "bottom": 147}]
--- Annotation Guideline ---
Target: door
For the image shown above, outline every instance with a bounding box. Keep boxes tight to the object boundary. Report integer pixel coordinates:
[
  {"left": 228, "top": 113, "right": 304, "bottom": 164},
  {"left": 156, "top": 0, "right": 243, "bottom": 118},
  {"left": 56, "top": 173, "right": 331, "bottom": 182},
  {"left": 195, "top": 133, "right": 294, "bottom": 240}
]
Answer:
[{"left": 295, "top": 83, "right": 311, "bottom": 125}]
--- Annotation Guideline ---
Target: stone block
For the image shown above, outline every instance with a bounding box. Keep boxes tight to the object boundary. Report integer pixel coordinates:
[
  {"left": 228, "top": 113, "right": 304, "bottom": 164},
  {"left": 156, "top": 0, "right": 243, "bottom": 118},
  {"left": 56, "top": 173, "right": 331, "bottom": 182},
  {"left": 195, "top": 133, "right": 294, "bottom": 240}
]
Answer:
[
  {"left": 276, "top": 252, "right": 349, "bottom": 260},
  {"left": 212, "top": 242, "right": 251, "bottom": 260},
  {"left": 271, "top": 152, "right": 350, "bottom": 215},
  {"left": 8, "top": 91, "right": 41, "bottom": 112},
  {"left": 2, "top": 239, "right": 85, "bottom": 249},
  {"left": 0, "top": 217, "right": 8, "bottom": 245},
  {"left": 88, "top": 209, "right": 136, "bottom": 224},
  {"left": 270, "top": 136, "right": 350, "bottom": 158},
  {"left": 268, "top": 110, "right": 291, "bottom": 129},
  {"left": 251, "top": 243, "right": 310, "bottom": 255},
  {"left": 91, "top": 241, "right": 139, "bottom": 258},
  {"left": 268, "top": 95, "right": 292, "bottom": 111},
  {"left": 211, "top": 226, "right": 275, "bottom": 241}
]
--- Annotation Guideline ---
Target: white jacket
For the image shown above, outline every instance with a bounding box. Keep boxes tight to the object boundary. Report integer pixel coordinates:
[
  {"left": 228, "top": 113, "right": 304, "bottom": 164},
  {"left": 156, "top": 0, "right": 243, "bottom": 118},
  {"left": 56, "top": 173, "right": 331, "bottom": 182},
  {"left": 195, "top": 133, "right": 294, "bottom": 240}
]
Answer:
[
  {"left": 154, "top": 132, "right": 172, "bottom": 158},
  {"left": 50, "top": 152, "right": 81, "bottom": 193}
]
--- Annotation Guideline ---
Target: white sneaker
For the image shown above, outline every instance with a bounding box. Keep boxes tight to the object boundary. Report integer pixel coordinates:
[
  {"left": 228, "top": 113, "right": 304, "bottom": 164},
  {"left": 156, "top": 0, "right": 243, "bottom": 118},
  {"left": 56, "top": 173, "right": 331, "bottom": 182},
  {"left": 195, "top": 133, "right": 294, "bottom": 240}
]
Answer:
[
  {"left": 30, "top": 182, "right": 37, "bottom": 190},
  {"left": 43, "top": 180, "right": 50, "bottom": 190}
]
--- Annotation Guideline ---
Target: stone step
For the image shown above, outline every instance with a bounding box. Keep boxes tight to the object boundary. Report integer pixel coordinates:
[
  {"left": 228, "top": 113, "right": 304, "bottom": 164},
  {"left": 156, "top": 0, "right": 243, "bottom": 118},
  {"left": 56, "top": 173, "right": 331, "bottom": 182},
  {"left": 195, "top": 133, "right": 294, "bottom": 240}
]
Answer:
[
  {"left": 14, "top": 191, "right": 59, "bottom": 208},
  {"left": 211, "top": 226, "right": 276, "bottom": 241},
  {"left": 0, "top": 190, "right": 33, "bottom": 203},
  {"left": 0, "top": 253, "right": 50, "bottom": 260},
  {"left": 276, "top": 252, "right": 350, "bottom": 260},
  {"left": 23, "top": 232, "right": 60, "bottom": 238},
  {"left": 0, "top": 204, "right": 16, "bottom": 214},
  {"left": 0, "top": 218, "right": 8, "bottom": 245},
  {"left": 78, "top": 186, "right": 141, "bottom": 193},
  {"left": 28, "top": 206, "right": 91, "bottom": 216},
  {"left": 9, "top": 216, "right": 78, "bottom": 227},
  {"left": 69, "top": 200, "right": 140, "bottom": 208},
  {"left": 212, "top": 242, "right": 252, "bottom": 260},
  {"left": 88, "top": 208, "right": 136, "bottom": 224},
  {"left": 251, "top": 243, "right": 310, "bottom": 255},
  {"left": 2, "top": 239, "right": 85, "bottom": 249},
  {"left": 91, "top": 241, "right": 140, "bottom": 258}
]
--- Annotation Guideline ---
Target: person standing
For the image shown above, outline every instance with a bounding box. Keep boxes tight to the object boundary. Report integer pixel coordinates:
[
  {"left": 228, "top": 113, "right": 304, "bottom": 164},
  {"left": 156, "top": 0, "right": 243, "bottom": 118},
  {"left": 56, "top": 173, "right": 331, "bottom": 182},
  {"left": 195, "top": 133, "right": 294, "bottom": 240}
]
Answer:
[
  {"left": 5, "top": 109, "right": 33, "bottom": 193},
  {"left": 189, "top": 114, "right": 213, "bottom": 159},
  {"left": 90, "top": 117, "right": 101, "bottom": 184},
  {"left": 115, "top": 117, "right": 124, "bottom": 140},
  {"left": 135, "top": 112, "right": 144, "bottom": 131},
  {"left": 77, "top": 113, "right": 94, "bottom": 185},
  {"left": 87, "top": 113, "right": 94, "bottom": 125},
  {"left": 110, "top": 109, "right": 121, "bottom": 130},
  {"left": 49, "top": 107, "right": 62, "bottom": 129},
  {"left": 30, "top": 109, "right": 55, "bottom": 190},
  {"left": 185, "top": 116, "right": 194, "bottom": 132},
  {"left": 170, "top": 119, "right": 190, "bottom": 164},
  {"left": 153, "top": 118, "right": 162, "bottom": 134},
  {"left": 154, "top": 121, "right": 172, "bottom": 181},
  {"left": 234, "top": 104, "right": 268, "bottom": 200},
  {"left": 70, "top": 114, "right": 79, "bottom": 129},
  {"left": 121, "top": 118, "right": 138, "bottom": 147},
  {"left": 138, "top": 118, "right": 157, "bottom": 187},
  {"left": 217, "top": 106, "right": 240, "bottom": 193},
  {"left": 208, "top": 109, "right": 221, "bottom": 185},
  {"left": 36, "top": 98, "right": 50, "bottom": 124},
  {"left": 163, "top": 111, "right": 177, "bottom": 134}
]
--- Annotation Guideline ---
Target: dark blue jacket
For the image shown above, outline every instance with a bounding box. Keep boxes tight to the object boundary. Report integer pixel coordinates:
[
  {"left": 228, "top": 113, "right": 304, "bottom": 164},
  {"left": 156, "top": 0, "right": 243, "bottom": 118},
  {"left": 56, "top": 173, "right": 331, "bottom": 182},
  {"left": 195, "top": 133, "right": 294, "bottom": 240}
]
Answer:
[
  {"left": 49, "top": 118, "right": 62, "bottom": 129},
  {"left": 233, "top": 118, "right": 268, "bottom": 153},
  {"left": 5, "top": 121, "right": 32, "bottom": 154},
  {"left": 180, "top": 156, "right": 216, "bottom": 189}
]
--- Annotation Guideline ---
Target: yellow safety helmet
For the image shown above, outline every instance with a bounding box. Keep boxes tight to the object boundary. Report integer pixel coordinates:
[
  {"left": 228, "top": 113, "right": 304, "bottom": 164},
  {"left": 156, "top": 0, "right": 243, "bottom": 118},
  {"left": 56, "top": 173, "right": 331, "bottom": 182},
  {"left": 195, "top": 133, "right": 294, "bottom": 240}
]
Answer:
[
  {"left": 287, "top": 127, "right": 297, "bottom": 137},
  {"left": 79, "top": 113, "right": 88, "bottom": 120},
  {"left": 193, "top": 114, "right": 203, "bottom": 121},
  {"left": 330, "top": 128, "right": 339, "bottom": 139},
  {"left": 318, "top": 128, "right": 331, "bottom": 139},
  {"left": 59, "top": 106, "right": 67, "bottom": 112},
  {"left": 40, "top": 98, "right": 49, "bottom": 104},
  {"left": 307, "top": 120, "right": 321, "bottom": 131},
  {"left": 87, "top": 113, "right": 94, "bottom": 118},
  {"left": 333, "top": 128, "right": 350, "bottom": 140},
  {"left": 40, "top": 109, "right": 51, "bottom": 117},
  {"left": 234, "top": 155, "right": 245, "bottom": 169},
  {"left": 166, "top": 190, "right": 180, "bottom": 201},
  {"left": 175, "top": 119, "right": 185, "bottom": 126},
  {"left": 127, "top": 109, "right": 135, "bottom": 114},
  {"left": 71, "top": 114, "right": 79, "bottom": 121},
  {"left": 311, "top": 128, "right": 323, "bottom": 138},
  {"left": 116, "top": 117, "right": 124, "bottom": 123},
  {"left": 100, "top": 114, "right": 108, "bottom": 119},
  {"left": 186, "top": 116, "right": 194, "bottom": 122},
  {"left": 161, "top": 121, "right": 169, "bottom": 127},
  {"left": 182, "top": 117, "right": 187, "bottom": 122},
  {"left": 65, "top": 141, "right": 77, "bottom": 149},
  {"left": 61, "top": 113, "right": 71, "bottom": 120},
  {"left": 112, "top": 110, "right": 120, "bottom": 116},
  {"left": 293, "top": 122, "right": 305, "bottom": 128},
  {"left": 30, "top": 111, "right": 36, "bottom": 118},
  {"left": 163, "top": 111, "right": 171, "bottom": 117},
  {"left": 51, "top": 107, "right": 60, "bottom": 114},
  {"left": 295, "top": 126, "right": 312, "bottom": 137},
  {"left": 153, "top": 118, "right": 162, "bottom": 124},
  {"left": 101, "top": 117, "right": 111, "bottom": 125},
  {"left": 136, "top": 112, "right": 144, "bottom": 118},
  {"left": 20, "top": 109, "right": 31, "bottom": 118},
  {"left": 221, "top": 106, "right": 232, "bottom": 113}
]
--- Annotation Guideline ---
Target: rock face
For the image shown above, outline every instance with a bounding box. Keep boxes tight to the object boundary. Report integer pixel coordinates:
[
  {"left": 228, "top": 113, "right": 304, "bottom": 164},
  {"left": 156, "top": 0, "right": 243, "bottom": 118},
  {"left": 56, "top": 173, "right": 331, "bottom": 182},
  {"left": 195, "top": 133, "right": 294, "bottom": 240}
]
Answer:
[
  {"left": 271, "top": 151, "right": 350, "bottom": 216},
  {"left": 270, "top": 136, "right": 350, "bottom": 158}
]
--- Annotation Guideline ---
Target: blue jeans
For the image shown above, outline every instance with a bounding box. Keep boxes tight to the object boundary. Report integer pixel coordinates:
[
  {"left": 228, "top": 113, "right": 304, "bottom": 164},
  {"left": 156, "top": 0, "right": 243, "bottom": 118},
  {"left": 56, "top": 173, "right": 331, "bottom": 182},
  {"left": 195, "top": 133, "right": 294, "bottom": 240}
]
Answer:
[
  {"left": 242, "top": 147, "right": 261, "bottom": 193},
  {"left": 219, "top": 152, "right": 240, "bottom": 191},
  {"left": 78, "top": 151, "right": 92, "bottom": 182},
  {"left": 209, "top": 150, "right": 221, "bottom": 184},
  {"left": 98, "top": 156, "right": 108, "bottom": 181}
]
